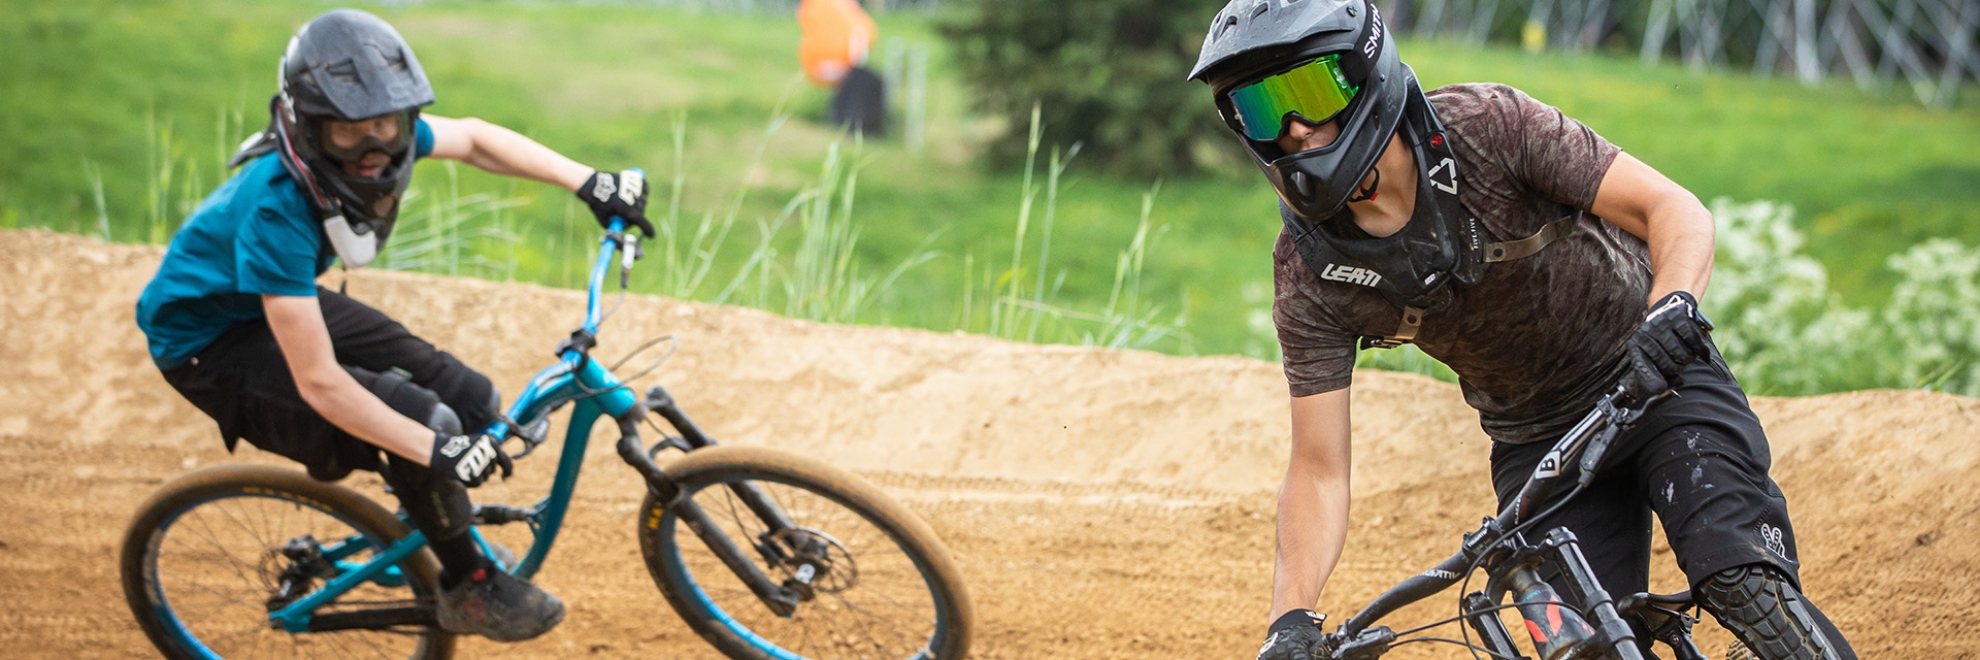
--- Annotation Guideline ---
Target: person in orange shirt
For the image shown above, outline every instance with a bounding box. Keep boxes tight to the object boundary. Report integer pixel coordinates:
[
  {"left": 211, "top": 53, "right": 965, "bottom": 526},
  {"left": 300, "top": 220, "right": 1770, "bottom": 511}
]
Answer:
[{"left": 798, "top": 0, "right": 878, "bottom": 87}]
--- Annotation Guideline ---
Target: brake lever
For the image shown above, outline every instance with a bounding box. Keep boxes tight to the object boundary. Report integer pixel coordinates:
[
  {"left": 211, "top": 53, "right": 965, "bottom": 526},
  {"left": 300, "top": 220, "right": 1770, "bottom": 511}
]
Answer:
[
  {"left": 619, "top": 233, "right": 639, "bottom": 288},
  {"left": 505, "top": 416, "right": 551, "bottom": 460}
]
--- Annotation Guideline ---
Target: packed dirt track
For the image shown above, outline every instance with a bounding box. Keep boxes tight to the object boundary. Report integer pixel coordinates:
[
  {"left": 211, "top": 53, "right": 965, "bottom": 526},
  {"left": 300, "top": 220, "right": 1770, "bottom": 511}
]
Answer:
[{"left": 3, "top": 229, "right": 1977, "bottom": 658}]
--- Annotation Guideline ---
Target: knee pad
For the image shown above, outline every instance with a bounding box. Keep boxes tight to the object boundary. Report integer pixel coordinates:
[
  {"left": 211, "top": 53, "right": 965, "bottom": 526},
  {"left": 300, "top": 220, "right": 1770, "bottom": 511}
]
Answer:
[
  {"left": 362, "top": 367, "right": 458, "bottom": 432},
  {"left": 419, "top": 352, "right": 500, "bottom": 432},
  {"left": 1697, "top": 565, "right": 1851, "bottom": 660}
]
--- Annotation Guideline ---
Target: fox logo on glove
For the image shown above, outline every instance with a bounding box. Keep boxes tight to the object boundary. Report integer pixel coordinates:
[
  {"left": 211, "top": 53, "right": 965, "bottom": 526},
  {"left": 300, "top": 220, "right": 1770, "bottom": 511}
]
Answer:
[
  {"left": 453, "top": 437, "right": 499, "bottom": 483},
  {"left": 615, "top": 170, "right": 645, "bottom": 207}
]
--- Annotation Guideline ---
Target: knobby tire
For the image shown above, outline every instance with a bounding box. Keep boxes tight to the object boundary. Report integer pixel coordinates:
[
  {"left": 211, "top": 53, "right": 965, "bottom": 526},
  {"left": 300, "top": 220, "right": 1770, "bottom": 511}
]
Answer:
[
  {"left": 637, "top": 446, "right": 973, "bottom": 660},
  {"left": 120, "top": 464, "right": 454, "bottom": 660}
]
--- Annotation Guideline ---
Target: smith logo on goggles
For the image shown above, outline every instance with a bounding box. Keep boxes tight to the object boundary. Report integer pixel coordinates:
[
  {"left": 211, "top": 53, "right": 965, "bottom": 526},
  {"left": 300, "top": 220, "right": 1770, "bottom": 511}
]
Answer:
[{"left": 1227, "top": 54, "right": 1360, "bottom": 142}]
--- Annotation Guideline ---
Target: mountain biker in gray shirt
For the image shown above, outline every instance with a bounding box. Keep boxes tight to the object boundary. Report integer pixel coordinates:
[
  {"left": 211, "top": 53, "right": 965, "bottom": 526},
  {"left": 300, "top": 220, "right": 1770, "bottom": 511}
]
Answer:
[
  {"left": 1186, "top": 0, "right": 1856, "bottom": 657},
  {"left": 134, "top": 9, "right": 653, "bottom": 642}
]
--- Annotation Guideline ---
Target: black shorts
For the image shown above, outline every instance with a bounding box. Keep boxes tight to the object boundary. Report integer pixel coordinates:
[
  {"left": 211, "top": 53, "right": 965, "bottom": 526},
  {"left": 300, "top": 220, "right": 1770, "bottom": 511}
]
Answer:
[
  {"left": 1489, "top": 346, "right": 1802, "bottom": 596},
  {"left": 159, "top": 287, "right": 499, "bottom": 482}
]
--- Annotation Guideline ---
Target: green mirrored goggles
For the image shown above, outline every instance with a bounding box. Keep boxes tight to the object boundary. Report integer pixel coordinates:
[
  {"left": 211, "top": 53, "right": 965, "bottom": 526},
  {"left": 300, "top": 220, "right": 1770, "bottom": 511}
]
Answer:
[{"left": 1227, "top": 55, "right": 1360, "bottom": 142}]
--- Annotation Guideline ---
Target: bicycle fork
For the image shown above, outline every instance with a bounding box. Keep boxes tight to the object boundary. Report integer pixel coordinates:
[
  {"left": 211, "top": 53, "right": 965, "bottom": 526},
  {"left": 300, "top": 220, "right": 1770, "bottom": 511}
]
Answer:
[
  {"left": 616, "top": 386, "right": 808, "bottom": 618},
  {"left": 1484, "top": 529, "right": 1646, "bottom": 660}
]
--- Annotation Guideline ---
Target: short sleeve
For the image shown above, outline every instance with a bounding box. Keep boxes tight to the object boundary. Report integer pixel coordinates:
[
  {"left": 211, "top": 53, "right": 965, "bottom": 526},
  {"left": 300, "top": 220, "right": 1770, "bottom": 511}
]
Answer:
[
  {"left": 1273, "top": 234, "right": 1360, "bottom": 396},
  {"left": 1442, "top": 84, "right": 1620, "bottom": 211},
  {"left": 1500, "top": 87, "right": 1618, "bottom": 209},
  {"left": 236, "top": 207, "right": 322, "bottom": 297},
  {"left": 414, "top": 117, "right": 435, "bottom": 159}
]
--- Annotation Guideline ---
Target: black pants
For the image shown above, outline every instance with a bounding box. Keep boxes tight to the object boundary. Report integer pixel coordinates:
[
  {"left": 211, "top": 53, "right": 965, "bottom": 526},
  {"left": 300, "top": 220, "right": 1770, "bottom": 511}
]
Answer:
[
  {"left": 1490, "top": 347, "right": 1803, "bottom": 597},
  {"left": 160, "top": 287, "right": 499, "bottom": 542}
]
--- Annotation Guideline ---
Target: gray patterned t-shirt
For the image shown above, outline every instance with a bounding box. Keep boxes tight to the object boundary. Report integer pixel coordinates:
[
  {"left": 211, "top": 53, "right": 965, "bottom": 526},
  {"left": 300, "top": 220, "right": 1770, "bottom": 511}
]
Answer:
[{"left": 1274, "top": 83, "right": 1650, "bottom": 445}]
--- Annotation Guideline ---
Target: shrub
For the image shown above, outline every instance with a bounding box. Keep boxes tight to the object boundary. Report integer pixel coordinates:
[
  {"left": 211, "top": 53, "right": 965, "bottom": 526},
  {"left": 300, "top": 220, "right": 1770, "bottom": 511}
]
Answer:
[{"left": 937, "top": 0, "right": 1239, "bottom": 177}]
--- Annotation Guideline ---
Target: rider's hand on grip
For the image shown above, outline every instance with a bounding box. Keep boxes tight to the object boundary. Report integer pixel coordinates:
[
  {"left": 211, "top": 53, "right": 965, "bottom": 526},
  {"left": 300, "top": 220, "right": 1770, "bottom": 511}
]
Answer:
[
  {"left": 431, "top": 432, "right": 514, "bottom": 487},
  {"left": 577, "top": 169, "right": 655, "bottom": 238},
  {"left": 1621, "top": 290, "right": 1713, "bottom": 405},
  {"left": 1257, "top": 609, "right": 1330, "bottom": 660}
]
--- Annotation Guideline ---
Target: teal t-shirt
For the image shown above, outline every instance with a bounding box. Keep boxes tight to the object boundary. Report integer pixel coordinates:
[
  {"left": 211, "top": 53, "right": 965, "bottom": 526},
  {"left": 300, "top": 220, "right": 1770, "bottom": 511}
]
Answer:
[{"left": 136, "top": 119, "right": 435, "bottom": 369}]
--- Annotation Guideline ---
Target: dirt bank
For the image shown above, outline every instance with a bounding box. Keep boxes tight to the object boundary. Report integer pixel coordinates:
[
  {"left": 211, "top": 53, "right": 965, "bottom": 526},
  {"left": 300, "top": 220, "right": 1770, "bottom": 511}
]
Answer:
[{"left": 2, "top": 229, "right": 1974, "bottom": 658}]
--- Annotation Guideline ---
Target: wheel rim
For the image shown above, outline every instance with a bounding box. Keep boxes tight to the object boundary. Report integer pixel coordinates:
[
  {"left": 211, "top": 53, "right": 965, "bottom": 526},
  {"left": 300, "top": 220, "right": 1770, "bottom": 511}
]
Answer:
[
  {"left": 663, "top": 476, "right": 951, "bottom": 660},
  {"left": 141, "top": 491, "right": 435, "bottom": 659}
]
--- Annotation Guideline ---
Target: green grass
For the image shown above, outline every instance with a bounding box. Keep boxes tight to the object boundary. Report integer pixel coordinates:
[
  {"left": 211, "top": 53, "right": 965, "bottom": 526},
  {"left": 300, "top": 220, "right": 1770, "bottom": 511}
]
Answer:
[{"left": 3, "top": 0, "right": 1976, "bottom": 369}]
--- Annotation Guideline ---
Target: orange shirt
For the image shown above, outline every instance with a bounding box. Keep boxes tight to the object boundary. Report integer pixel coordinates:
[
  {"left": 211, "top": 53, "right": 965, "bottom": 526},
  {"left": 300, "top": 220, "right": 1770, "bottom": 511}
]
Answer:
[{"left": 797, "top": 0, "right": 877, "bottom": 86}]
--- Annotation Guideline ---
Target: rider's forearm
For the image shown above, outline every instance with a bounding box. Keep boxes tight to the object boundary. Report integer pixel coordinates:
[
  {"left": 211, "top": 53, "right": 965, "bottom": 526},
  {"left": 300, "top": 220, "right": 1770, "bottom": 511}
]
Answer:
[
  {"left": 295, "top": 369, "right": 440, "bottom": 465},
  {"left": 1270, "top": 462, "right": 1351, "bottom": 622},
  {"left": 1588, "top": 152, "right": 1713, "bottom": 304},
  {"left": 1271, "top": 390, "right": 1354, "bottom": 623},
  {"left": 443, "top": 116, "right": 595, "bottom": 192},
  {"left": 1642, "top": 194, "right": 1713, "bottom": 305},
  {"left": 262, "top": 294, "right": 437, "bottom": 465}
]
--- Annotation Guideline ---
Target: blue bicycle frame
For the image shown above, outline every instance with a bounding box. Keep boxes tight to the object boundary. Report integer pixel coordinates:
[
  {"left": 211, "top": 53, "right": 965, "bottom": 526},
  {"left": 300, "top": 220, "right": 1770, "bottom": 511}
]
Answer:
[{"left": 265, "top": 218, "right": 657, "bottom": 634}]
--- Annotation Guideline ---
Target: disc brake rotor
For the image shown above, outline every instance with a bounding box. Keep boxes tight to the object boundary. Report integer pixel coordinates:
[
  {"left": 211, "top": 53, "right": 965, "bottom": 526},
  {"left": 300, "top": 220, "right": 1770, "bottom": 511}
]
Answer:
[{"left": 767, "top": 526, "right": 858, "bottom": 595}]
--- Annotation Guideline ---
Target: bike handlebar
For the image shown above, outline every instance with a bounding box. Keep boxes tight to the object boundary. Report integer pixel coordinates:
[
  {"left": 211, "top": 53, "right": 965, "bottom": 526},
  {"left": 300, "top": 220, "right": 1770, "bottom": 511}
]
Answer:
[{"left": 1336, "top": 387, "right": 1661, "bottom": 641}]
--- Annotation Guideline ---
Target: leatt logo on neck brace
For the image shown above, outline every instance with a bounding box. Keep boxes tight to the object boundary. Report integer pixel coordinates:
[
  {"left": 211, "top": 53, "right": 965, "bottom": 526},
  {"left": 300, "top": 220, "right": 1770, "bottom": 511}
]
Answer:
[{"left": 1320, "top": 263, "right": 1383, "bottom": 287}]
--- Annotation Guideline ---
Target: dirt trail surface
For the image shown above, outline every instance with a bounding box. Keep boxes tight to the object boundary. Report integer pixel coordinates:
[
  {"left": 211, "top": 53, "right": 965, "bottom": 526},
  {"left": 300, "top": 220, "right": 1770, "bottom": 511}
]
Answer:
[{"left": 3, "top": 229, "right": 1977, "bottom": 658}]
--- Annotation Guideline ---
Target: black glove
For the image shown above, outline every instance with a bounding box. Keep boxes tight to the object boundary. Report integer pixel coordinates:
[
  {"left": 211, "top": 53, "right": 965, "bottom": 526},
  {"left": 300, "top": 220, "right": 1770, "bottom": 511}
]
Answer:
[
  {"left": 430, "top": 432, "right": 513, "bottom": 487},
  {"left": 576, "top": 169, "right": 654, "bottom": 237},
  {"left": 1620, "top": 290, "right": 1715, "bottom": 405},
  {"left": 1257, "top": 609, "right": 1331, "bottom": 660}
]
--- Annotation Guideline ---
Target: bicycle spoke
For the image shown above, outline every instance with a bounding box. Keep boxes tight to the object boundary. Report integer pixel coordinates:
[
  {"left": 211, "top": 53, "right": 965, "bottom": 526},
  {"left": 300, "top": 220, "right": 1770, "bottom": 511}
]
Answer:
[{"left": 144, "top": 491, "right": 432, "bottom": 659}]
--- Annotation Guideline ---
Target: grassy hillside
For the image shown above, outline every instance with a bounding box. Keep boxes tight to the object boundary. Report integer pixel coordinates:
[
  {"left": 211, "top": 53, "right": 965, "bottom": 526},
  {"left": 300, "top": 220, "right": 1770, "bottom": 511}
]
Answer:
[{"left": 4, "top": 0, "right": 1976, "bottom": 371}]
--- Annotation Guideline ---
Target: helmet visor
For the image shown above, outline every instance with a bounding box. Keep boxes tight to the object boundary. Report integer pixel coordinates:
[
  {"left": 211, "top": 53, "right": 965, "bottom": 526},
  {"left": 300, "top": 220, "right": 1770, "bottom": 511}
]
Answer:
[{"left": 1227, "top": 55, "right": 1360, "bottom": 142}]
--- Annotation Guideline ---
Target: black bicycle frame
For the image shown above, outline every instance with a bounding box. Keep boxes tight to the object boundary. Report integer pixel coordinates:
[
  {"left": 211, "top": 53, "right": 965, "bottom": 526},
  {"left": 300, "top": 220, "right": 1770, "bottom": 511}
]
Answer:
[{"left": 1324, "top": 391, "right": 1666, "bottom": 660}]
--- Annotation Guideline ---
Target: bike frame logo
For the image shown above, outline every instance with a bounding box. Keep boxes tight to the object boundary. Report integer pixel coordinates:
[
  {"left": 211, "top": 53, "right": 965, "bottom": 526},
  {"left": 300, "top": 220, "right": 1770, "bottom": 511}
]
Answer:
[{"left": 1533, "top": 447, "right": 1564, "bottom": 479}]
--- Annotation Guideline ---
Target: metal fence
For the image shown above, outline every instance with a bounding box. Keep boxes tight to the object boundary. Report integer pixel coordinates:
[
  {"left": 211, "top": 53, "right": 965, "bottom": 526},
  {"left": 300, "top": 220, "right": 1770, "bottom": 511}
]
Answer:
[{"left": 1383, "top": 0, "right": 1977, "bottom": 107}]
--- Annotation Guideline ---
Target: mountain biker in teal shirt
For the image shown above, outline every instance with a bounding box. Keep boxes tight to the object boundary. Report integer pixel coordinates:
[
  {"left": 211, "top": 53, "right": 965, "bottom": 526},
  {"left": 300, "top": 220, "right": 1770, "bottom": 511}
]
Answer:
[
  {"left": 133, "top": 9, "right": 654, "bottom": 642},
  {"left": 1187, "top": 0, "right": 1855, "bottom": 658},
  {"left": 136, "top": 121, "right": 433, "bottom": 369}
]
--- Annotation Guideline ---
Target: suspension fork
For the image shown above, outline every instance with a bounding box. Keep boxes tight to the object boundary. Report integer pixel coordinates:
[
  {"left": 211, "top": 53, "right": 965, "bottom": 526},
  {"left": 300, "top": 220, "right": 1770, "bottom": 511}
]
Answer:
[
  {"left": 1488, "top": 529, "right": 1646, "bottom": 660},
  {"left": 644, "top": 385, "right": 799, "bottom": 532},
  {"left": 1463, "top": 591, "right": 1531, "bottom": 660},
  {"left": 1537, "top": 528, "right": 1643, "bottom": 660},
  {"left": 614, "top": 406, "right": 802, "bottom": 617}
]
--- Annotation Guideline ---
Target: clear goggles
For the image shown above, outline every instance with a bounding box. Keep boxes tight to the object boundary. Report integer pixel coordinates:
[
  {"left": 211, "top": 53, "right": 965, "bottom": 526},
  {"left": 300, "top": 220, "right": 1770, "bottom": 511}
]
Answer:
[
  {"left": 1226, "top": 54, "right": 1361, "bottom": 142},
  {"left": 312, "top": 111, "right": 415, "bottom": 165}
]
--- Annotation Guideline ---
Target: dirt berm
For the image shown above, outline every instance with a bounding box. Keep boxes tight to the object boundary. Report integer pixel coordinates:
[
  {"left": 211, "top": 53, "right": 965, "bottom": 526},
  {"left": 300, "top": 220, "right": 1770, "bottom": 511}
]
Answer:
[{"left": 2, "top": 229, "right": 1975, "bottom": 658}]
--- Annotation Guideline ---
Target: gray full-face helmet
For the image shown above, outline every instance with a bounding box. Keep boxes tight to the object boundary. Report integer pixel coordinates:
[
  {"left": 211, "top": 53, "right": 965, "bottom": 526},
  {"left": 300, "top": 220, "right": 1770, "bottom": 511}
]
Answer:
[{"left": 275, "top": 9, "right": 435, "bottom": 266}]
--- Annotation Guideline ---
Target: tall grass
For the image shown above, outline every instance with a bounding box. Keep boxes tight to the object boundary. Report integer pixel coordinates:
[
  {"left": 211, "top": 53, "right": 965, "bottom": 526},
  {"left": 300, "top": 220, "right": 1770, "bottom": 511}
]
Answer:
[
  {"left": 954, "top": 106, "right": 1194, "bottom": 352},
  {"left": 373, "top": 163, "right": 527, "bottom": 280}
]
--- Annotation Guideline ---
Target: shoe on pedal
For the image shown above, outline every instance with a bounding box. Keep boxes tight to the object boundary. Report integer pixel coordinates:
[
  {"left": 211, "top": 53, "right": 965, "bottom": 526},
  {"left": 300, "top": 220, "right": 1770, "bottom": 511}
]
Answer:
[
  {"left": 436, "top": 564, "right": 565, "bottom": 642},
  {"left": 482, "top": 540, "right": 518, "bottom": 570}
]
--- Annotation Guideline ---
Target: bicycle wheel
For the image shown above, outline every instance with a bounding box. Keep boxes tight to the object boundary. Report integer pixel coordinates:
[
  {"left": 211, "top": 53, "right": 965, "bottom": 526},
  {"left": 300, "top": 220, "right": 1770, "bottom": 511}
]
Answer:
[
  {"left": 637, "top": 446, "right": 972, "bottom": 660},
  {"left": 121, "top": 464, "right": 454, "bottom": 660}
]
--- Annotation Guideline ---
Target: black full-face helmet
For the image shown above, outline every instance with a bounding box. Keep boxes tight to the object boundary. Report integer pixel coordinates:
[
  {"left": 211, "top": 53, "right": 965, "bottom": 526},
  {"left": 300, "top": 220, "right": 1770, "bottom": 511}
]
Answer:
[
  {"left": 1189, "top": 0, "right": 1490, "bottom": 313},
  {"left": 1188, "top": 0, "right": 1405, "bottom": 222},
  {"left": 275, "top": 9, "right": 434, "bottom": 264}
]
